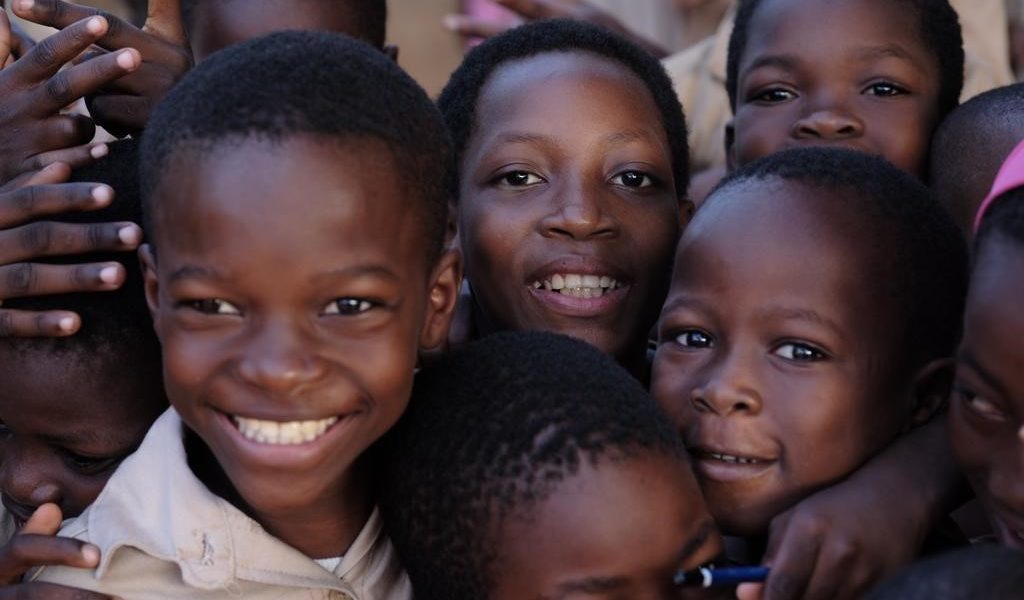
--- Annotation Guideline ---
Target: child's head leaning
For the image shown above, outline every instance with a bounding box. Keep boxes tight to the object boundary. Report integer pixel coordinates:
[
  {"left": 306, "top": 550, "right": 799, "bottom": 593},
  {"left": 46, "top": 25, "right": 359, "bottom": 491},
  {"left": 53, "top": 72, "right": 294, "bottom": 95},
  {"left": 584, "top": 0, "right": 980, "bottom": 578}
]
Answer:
[
  {"left": 138, "top": 31, "right": 460, "bottom": 553},
  {"left": 438, "top": 19, "right": 690, "bottom": 373},
  {"left": 950, "top": 144, "right": 1024, "bottom": 549},
  {"left": 652, "top": 147, "right": 968, "bottom": 535},
  {"left": 181, "top": 0, "right": 389, "bottom": 61},
  {"left": 0, "top": 141, "right": 165, "bottom": 524},
  {"left": 724, "top": 0, "right": 963, "bottom": 177},
  {"left": 381, "top": 331, "right": 723, "bottom": 600}
]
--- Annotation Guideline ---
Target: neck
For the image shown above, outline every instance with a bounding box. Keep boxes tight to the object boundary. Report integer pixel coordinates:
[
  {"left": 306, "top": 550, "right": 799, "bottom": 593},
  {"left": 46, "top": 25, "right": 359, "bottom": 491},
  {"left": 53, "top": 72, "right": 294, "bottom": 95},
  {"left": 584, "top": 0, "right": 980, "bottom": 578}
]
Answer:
[{"left": 184, "top": 429, "right": 374, "bottom": 558}]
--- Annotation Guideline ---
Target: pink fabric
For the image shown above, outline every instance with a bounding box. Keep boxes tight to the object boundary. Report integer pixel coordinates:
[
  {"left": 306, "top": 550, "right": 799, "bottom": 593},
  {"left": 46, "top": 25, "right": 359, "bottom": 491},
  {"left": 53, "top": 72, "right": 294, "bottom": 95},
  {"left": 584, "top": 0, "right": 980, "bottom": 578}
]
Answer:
[{"left": 975, "top": 138, "right": 1024, "bottom": 232}]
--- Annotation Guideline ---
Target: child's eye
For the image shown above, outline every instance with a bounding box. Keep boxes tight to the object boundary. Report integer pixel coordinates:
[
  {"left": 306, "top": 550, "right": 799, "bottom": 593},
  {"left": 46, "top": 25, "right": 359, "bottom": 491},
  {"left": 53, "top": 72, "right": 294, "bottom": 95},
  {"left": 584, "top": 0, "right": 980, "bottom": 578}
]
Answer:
[
  {"left": 323, "top": 298, "right": 374, "bottom": 316},
  {"left": 674, "top": 330, "right": 714, "bottom": 349},
  {"left": 180, "top": 298, "right": 241, "bottom": 316},
  {"left": 864, "top": 82, "right": 908, "bottom": 97},
  {"left": 57, "top": 449, "right": 122, "bottom": 476},
  {"left": 610, "top": 170, "right": 655, "bottom": 189},
  {"left": 956, "top": 386, "right": 1008, "bottom": 423},
  {"left": 495, "top": 170, "right": 544, "bottom": 187},
  {"left": 773, "top": 342, "right": 827, "bottom": 362},
  {"left": 751, "top": 88, "right": 796, "bottom": 103}
]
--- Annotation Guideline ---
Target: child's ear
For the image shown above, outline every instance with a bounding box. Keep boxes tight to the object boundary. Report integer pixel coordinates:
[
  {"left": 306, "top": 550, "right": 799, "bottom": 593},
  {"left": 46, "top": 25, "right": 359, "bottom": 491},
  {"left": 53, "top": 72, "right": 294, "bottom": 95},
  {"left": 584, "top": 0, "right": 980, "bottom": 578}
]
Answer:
[
  {"left": 906, "top": 358, "right": 956, "bottom": 428},
  {"left": 678, "top": 196, "right": 695, "bottom": 227},
  {"left": 384, "top": 44, "right": 399, "bottom": 62},
  {"left": 725, "top": 119, "right": 737, "bottom": 174},
  {"left": 419, "top": 247, "right": 463, "bottom": 351},
  {"left": 138, "top": 244, "right": 162, "bottom": 329}
]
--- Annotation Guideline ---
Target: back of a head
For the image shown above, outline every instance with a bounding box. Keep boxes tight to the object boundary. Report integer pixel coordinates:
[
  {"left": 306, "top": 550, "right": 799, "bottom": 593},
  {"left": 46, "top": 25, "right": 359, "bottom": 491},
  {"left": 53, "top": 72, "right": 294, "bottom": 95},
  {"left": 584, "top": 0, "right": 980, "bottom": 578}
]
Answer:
[
  {"left": 379, "top": 331, "right": 685, "bottom": 600},
  {"left": 931, "top": 83, "right": 1024, "bottom": 232},
  {"left": 710, "top": 147, "right": 968, "bottom": 368},
  {"left": 867, "top": 546, "right": 1024, "bottom": 600},
  {"left": 437, "top": 18, "right": 690, "bottom": 200},
  {"left": 0, "top": 140, "right": 161, "bottom": 385},
  {"left": 182, "top": 0, "right": 388, "bottom": 59},
  {"left": 726, "top": 0, "right": 964, "bottom": 120},
  {"left": 141, "top": 30, "right": 452, "bottom": 260}
]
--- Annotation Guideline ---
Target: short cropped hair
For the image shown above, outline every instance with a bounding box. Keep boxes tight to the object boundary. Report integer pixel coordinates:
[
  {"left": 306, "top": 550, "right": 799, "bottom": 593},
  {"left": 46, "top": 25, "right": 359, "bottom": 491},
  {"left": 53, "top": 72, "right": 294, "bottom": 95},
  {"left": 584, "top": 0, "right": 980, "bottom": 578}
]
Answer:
[
  {"left": 181, "top": 0, "right": 388, "bottom": 48},
  {"left": 0, "top": 140, "right": 161, "bottom": 376},
  {"left": 141, "top": 30, "right": 452, "bottom": 260},
  {"left": 726, "top": 0, "right": 964, "bottom": 121},
  {"left": 437, "top": 19, "right": 690, "bottom": 200},
  {"left": 976, "top": 186, "right": 1024, "bottom": 250},
  {"left": 709, "top": 147, "right": 968, "bottom": 368},
  {"left": 866, "top": 546, "right": 1024, "bottom": 600},
  {"left": 379, "top": 331, "right": 685, "bottom": 600}
]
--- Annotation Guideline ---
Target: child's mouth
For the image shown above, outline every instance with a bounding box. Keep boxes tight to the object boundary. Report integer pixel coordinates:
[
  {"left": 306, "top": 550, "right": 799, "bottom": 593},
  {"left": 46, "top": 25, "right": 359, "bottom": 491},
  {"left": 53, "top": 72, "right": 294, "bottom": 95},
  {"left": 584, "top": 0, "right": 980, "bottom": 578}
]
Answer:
[
  {"left": 230, "top": 415, "right": 340, "bottom": 446},
  {"left": 530, "top": 273, "right": 625, "bottom": 299}
]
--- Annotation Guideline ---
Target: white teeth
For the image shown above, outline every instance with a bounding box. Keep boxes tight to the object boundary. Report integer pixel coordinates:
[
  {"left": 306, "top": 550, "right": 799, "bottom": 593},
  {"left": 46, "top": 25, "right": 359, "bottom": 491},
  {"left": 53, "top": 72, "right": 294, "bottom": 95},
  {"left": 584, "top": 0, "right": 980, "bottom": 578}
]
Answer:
[
  {"left": 232, "top": 416, "right": 340, "bottom": 445},
  {"left": 707, "top": 452, "right": 761, "bottom": 465},
  {"left": 531, "top": 273, "right": 624, "bottom": 297}
]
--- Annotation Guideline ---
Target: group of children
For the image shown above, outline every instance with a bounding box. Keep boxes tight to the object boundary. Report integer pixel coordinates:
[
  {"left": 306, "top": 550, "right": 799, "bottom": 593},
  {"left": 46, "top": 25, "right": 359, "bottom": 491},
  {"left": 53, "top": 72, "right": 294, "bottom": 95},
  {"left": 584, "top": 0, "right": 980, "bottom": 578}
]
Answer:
[{"left": 0, "top": 0, "right": 1022, "bottom": 598}]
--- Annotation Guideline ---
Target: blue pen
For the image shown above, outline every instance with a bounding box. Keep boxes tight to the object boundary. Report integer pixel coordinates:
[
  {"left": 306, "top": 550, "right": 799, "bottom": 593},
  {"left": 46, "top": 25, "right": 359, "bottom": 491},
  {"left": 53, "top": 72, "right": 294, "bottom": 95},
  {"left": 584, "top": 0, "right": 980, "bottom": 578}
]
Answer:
[{"left": 673, "top": 566, "right": 770, "bottom": 588}]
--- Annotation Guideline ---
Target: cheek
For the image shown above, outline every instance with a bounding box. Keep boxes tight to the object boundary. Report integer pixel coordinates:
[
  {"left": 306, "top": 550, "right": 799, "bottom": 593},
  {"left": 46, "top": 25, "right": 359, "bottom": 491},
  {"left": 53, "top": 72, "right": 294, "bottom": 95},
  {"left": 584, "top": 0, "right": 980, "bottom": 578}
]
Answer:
[
  {"left": 731, "top": 107, "right": 791, "bottom": 166},
  {"left": 650, "top": 352, "right": 703, "bottom": 430},
  {"left": 870, "top": 110, "right": 932, "bottom": 176},
  {"left": 949, "top": 403, "right": 1000, "bottom": 474}
]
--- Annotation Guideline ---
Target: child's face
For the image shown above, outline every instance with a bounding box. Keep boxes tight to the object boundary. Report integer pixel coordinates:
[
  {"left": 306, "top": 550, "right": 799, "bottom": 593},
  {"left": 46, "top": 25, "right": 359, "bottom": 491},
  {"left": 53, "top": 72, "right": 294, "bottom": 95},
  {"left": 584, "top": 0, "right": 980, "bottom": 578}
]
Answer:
[
  {"left": 651, "top": 179, "right": 911, "bottom": 535},
  {"left": 459, "top": 51, "right": 682, "bottom": 367},
  {"left": 189, "top": 0, "right": 377, "bottom": 62},
  {"left": 728, "top": 0, "right": 941, "bottom": 177},
  {"left": 143, "top": 137, "right": 457, "bottom": 524},
  {"left": 0, "top": 354, "right": 161, "bottom": 524},
  {"left": 949, "top": 237, "right": 1024, "bottom": 549},
  {"left": 489, "top": 453, "right": 724, "bottom": 600}
]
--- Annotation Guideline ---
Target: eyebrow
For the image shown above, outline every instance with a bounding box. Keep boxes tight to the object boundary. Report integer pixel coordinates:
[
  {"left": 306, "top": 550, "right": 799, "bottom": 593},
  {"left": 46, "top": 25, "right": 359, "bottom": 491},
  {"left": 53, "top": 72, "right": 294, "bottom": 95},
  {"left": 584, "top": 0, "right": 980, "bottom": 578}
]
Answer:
[
  {"left": 493, "top": 131, "right": 554, "bottom": 146},
  {"left": 752, "top": 306, "right": 846, "bottom": 342},
  {"left": 853, "top": 43, "right": 921, "bottom": 67},
  {"left": 743, "top": 54, "right": 800, "bottom": 75},
  {"left": 659, "top": 295, "right": 712, "bottom": 317},
  {"left": 957, "top": 350, "right": 1010, "bottom": 400},
  {"left": 554, "top": 576, "right": 628, "bottom": 596},
  {"left": 310, "top": 265, "right": 402, "bottom": 284},
  {"left": 169, "top": 264, "right": 223, "bottom": 284}
]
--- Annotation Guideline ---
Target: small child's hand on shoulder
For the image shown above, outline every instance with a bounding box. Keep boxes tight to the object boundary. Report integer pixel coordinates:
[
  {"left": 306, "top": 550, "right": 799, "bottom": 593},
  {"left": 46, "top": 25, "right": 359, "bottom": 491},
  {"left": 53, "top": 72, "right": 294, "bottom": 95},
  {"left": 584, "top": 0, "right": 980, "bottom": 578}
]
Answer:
[{"left": 0, "top": 504, "right": 110, "bottom": 599}]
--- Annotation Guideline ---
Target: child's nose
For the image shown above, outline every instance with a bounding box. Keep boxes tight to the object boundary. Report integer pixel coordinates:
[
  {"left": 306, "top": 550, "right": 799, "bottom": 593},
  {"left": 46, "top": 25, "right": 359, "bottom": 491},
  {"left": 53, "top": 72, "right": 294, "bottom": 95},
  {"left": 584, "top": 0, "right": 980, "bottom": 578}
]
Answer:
[
  {"left": 689, "top": 353, "right": 763, "bottom": 417},
  {"left": 792, "top": 109, "right": 864, "bottom": 140},
  {"left": 237, "top": 322, "right": 329, "bottom": 393},
  {"left": 0, "top": 448, "right": 63, "bottom": 510},
  {"left": 539, "top": 179, "right": 618, "bottom": 240}
]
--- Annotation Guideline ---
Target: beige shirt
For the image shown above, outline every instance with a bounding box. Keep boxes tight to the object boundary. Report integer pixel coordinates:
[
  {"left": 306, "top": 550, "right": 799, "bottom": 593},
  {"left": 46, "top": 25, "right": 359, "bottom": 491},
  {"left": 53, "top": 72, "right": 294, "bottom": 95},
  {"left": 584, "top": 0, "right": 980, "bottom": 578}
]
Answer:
[
  {"left": 664, "top": 1, "right": 1014, "bottom": 172},
  {"left": 30, "top": 409, "right": 412, "bottom": 600}
]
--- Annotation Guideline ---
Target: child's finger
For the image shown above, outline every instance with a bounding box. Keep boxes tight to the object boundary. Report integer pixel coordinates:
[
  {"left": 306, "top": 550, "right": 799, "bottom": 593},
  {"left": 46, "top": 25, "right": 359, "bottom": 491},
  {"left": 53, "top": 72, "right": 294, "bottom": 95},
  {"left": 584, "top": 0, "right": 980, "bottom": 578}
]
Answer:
[
  {"left": 0, "top": 11, "right": 15, "bottom": 68},
  {"left": 758, "top": 520, "right": 821, "bottom": 600},
  {"left": 0, "top": 182, "right": 113, "bottom": 229},
  {"left": 6, "top": 15, "right": 109, "bottom": 83},
  {"left": 21, "top": 143, "right": 109, "bottom": 178},
  {"left": 0, "top": 582, "right": 111, "bottom": 599},
  {"left": 736, "top": 583, "right": 764, "bottom": 600},
  {"left": 84, "top": 93, "right": 148, "bottom": 138},
  {"left": 29, "top": 48, "right": 140, "bottom": 115},
  {"left": 0, "top": 308, "right": 79, "bottom": 336},
  {"left": 0, "top": 220, "right": 140, "bottom": 263},
  {"left": 0, "top": 261, "right": 127, "bottom": 302},
  {"left": 143, "top": 0, "right": 186, "bottom": 45},
  {"left": 0, "top": 534, "right": 100, "bottom": 582},
  {"left": 495, "top": 0, "right": 567, "bottom": 20},
  {"left": 19, "top": 503, "right": 63, "bottom": 536},
  {"left": 441, "top": 14, "right": 513, "bottom": 39},
  {"left": 28, "top": 114, "right": 96, "bottom": 154}
]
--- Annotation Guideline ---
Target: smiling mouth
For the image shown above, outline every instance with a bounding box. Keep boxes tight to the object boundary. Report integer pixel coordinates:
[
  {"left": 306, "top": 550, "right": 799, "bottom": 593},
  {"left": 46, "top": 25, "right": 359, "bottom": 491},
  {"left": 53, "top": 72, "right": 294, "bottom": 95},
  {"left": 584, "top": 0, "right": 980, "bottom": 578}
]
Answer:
[
  {"left": 530, "top": 273, "right": 625, "bottom": 299},
  {"left": 695, "top": 450, "right": 768, "bottom": 466},
  {"left": 231, "top": 416, "right": 340, "bottom": 445}
]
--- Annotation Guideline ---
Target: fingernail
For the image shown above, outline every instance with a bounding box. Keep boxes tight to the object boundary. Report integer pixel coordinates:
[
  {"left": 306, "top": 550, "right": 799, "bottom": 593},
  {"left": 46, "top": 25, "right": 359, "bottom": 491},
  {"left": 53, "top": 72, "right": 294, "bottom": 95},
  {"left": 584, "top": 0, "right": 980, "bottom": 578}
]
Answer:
[
  {"left": 90, "top": 144, "right": 109, "bottom": 159},
  {"left": 58, "top": 317, "right": 77, "bottom": 333},
  {"left": 81, "top": 544, "right": 100, "bottom": 564},
  {"left": 91, "top": 185, "right": 113, "bottom": 205},
  {"left": 17, "top": 0, "right": 34, "bottom": 12},
  {"left": 442, "top": 15, "right": 461, "bottom": 31},
  {"left": 118, "top": 225, "right": 141, "bottom": 246},
  {"left": 99, "top": 265, "right": 120, "bottom": 284},
  {"left": 86, "top": 16, "right": 104, "bottom": 34},
  {"left": 116, "top": 49, "right": 137, "bottom": 70}
]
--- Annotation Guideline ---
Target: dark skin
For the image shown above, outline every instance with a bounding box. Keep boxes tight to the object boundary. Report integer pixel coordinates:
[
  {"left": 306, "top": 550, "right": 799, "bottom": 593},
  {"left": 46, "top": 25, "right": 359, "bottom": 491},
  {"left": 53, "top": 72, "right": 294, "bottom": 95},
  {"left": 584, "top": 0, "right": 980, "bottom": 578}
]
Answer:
[
  {"left": 458, "top": 51, "right": 682, "bottom": 377},
  {"left": 727, "top": 0, "right": 942, "bottom": 178},
  {"left": 653, "top": 178, "right": 943, "bottom": 538},
  {"left": 491, "top": 453, "right": 726, "bottom": 600},
  {"left": 141, "top": 136, "right": 460, "bottom": 558},
  {"left": 950, "top": 235, "right": 1024, "bottom": 549}
]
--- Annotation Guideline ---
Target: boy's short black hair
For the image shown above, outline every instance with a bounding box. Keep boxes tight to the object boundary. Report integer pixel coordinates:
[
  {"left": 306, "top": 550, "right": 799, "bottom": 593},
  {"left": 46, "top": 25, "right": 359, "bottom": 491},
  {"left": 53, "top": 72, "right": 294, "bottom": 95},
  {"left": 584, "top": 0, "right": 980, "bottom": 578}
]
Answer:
[
  {"left": 0, "top": 140, "right": 161, "bottom": 375},
  {"left": 437, "top": 19, "right": 690, "bottom": 200},
  {"left": 709, "top": 147, "right": 968, "bottom": 368},
  {"left": 866, "top": 546, "right": 1024, "bottom": 600},
  {"left": 931, "top": 83, "right": 1024, "bottom": 230},
  {"left": 180, "top": 0, "right": 389, "bottom": 48},
  {"left": 379, "top": 331, "right": 686, "bottom": 600},
  {"left": 976, "top": 187, "right": 1024, "bottom": 251},
  {"left": 725, "top": 0, "right": 964, "bottom": 120},
  {"left": 141, "top": 30, "right": 452, "bottom": 259}
]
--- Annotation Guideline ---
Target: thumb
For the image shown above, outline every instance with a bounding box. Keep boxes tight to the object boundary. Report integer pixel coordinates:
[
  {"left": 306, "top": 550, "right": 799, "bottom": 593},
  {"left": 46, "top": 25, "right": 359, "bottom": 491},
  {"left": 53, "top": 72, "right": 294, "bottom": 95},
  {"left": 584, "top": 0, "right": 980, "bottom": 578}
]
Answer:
[
  {"left": 736, "top": 583, "right": 765, "bottom": 600},
  {"left": 20, "top": 504, "right": 63, "bottom": 536},
  {"left": 0, "top": 11, "right": 13, "bottom": 68},
  {"left": 143, "top": 0, "right": 186, "bottom": 44}
]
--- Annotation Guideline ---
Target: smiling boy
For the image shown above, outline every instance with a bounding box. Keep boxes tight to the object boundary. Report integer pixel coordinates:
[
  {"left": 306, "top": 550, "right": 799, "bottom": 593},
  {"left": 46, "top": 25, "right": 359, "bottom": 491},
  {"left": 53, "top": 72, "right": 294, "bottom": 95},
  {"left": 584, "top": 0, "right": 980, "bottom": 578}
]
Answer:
[{"left": 30, "top": 31, "right": 460, "bottom": 599}]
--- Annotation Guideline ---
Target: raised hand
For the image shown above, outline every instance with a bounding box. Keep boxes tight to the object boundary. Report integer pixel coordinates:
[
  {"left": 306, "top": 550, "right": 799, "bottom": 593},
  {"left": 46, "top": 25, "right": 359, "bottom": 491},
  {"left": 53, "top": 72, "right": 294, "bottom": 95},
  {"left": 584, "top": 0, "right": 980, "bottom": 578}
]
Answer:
[
  {"left": 0, "top": 162, "right": 142, "bottom": 337},
  {"left": 15, "top": 0, "right": 191, "bottom": 137},
  {"left": 0, "top": 504, "right": 111, "bottom": 599},
  {"left": 0, "top": 12, "right": 140, "bottom": 184}
]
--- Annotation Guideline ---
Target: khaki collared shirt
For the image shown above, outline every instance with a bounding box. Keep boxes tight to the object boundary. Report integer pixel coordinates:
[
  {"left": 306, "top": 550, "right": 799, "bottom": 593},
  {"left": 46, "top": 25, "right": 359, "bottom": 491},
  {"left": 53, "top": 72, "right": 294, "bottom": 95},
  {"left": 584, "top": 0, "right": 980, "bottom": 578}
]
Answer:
[{"left": 30, "top": 409, "right": 412, "bottom": 600}]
